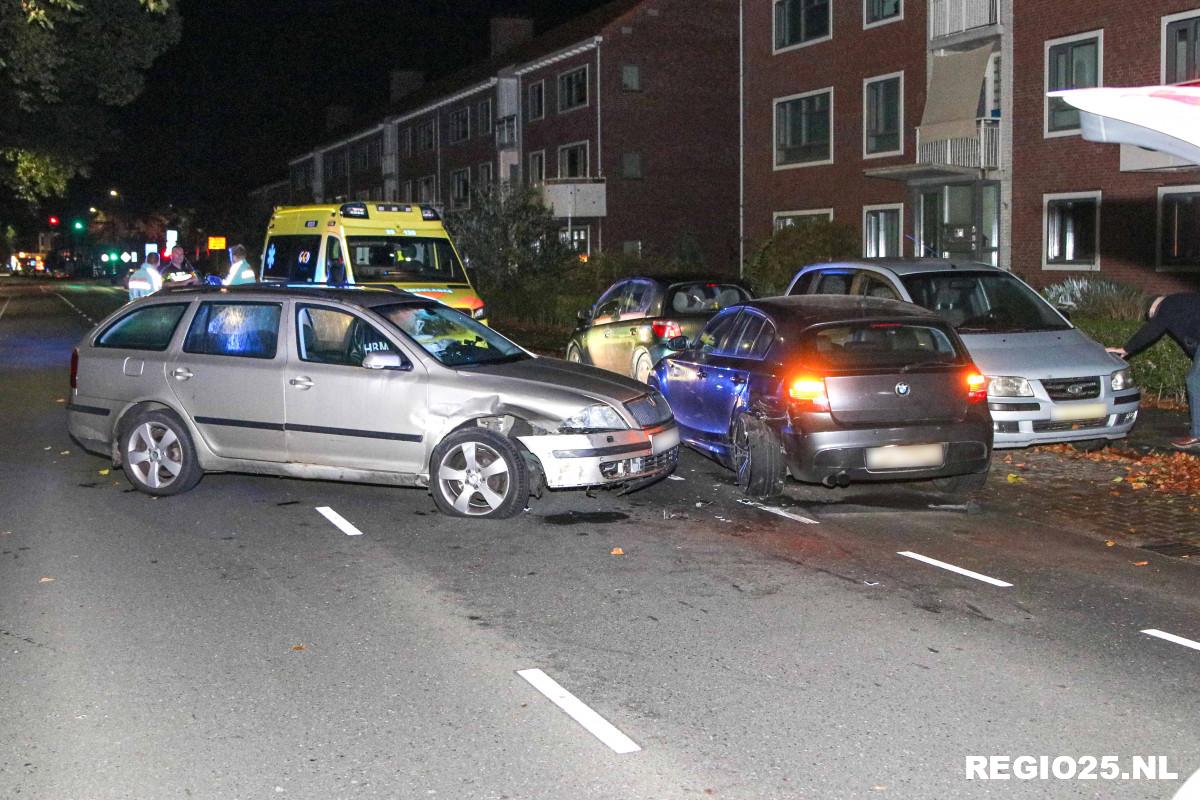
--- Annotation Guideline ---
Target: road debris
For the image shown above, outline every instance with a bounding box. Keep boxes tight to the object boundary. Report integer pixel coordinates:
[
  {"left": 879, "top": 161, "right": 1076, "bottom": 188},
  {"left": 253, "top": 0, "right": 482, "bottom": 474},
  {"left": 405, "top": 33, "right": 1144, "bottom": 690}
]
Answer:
[{"left": 610, "top": 547, "right": 625, "bottom": 556}]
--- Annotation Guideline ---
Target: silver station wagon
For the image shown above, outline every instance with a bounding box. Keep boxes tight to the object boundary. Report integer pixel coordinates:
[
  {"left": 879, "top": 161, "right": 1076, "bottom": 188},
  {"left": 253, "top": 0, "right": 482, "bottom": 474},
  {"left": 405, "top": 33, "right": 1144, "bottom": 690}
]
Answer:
[{"left": 66, "top": 286, "right": 679, "bottom": 518}]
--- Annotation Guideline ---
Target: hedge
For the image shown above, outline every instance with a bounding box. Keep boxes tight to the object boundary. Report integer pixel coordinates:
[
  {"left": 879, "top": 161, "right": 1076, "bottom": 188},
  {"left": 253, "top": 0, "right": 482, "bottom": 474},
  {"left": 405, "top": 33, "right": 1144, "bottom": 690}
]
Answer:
[{"left": 1072, "top": 316, "right": 1190, "bottom": 404}]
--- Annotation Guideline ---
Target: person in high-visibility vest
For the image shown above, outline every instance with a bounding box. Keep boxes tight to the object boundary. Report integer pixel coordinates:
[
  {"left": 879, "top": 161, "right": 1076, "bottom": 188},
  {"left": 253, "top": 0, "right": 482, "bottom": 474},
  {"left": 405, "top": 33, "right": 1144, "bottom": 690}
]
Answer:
[
  {"left": 223, "top": 244, "right": 257, "bottom": 286},
  {"left": 127, "top": 252, "right": 163, "bottom": 300}
]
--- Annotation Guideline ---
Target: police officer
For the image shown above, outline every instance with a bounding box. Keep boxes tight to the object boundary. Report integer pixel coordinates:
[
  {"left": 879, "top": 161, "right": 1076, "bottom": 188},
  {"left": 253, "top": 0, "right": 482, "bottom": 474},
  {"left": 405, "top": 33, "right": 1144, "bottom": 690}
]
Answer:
[
  {"left": 223, "top": 244, "right": 257, "bottom": 286},
  {"left": 127, "top": 252, "right": 163, "bottom": 300}
]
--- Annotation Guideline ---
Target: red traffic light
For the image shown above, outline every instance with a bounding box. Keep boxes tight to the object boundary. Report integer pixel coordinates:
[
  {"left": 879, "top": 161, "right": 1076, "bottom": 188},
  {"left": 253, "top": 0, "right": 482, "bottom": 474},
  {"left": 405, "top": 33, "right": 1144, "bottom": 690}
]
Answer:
[{"left": 48, "top": 215, "right": 60, "bottom": 226}]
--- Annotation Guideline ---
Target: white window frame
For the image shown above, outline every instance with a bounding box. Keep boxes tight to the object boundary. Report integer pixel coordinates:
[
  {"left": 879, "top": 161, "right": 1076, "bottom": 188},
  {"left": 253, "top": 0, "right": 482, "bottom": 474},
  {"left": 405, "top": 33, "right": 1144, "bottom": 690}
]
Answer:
[
  {"left": 773, "top": 208, "right": 834, "bottom": 229},
  {"left": 557, "top": 64, "right": 590, "bottom": 113},
  {"left": 450, "top": 168, "right": 471, "bottom": 210},
  {"left": 773, "top": 87, "right": 835, "bottom": 170},
  {"left": 448, "top": 107, "right": 470, "bottom": 144},
  {"left": 863, "top": 0, "right": 903, "bottom": 29},
  {"left": 417, "top": 175, "right": 438, "bottom": 203},
  {"left": 528, "top": 79, "right": 545, "bottom": 121},
  {"left": 478, "top": 161, "right": 494, "bottom": 193},
  {"left": 1042, "top": 190, "right": 1101, "bottom": 271},
  {"left": 1161, "top": 9, "right": 1200, "bottom": 84},
  {"left": 400, "top": 180, "right": 413, "bottom": 203},
  {"left": 478, "top": 98, "right": 493, "bottom": 136},
  {"left": 862, "top": 71, "right": 904, "bottom": 159},
  {"left": 528, "top": 149, "right": 546, "bottom": 184},
  {"left": 862, "top": 203, "right": 905, "bottom": 258},
  {"left": 1157, "top": 183, "right": 1200, "bottom": 271},
  {"left": 401, "top": 127, "right": 414, "bottom": 158},
  {"left": 417, "top": 121, "right": 435, "bottom": 152},
  {"left": 1044, "top": 29, "right": 1104, "bottom": 139},
  {"left": 772, "top": 0, "right": 833, "bottom": 54},
  {"left": 557, "top": 140, "right": 590, "bottom": 179},
  {"left": 561, "top": 225, "right": 591, "bottom": 255}
]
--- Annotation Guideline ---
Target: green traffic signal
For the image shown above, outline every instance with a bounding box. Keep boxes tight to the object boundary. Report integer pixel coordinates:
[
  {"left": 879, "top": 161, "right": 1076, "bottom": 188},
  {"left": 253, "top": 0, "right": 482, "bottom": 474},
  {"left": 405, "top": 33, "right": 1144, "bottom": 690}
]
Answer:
[{"left": 72, "top": 219, "right": 85, "bottom": 231}]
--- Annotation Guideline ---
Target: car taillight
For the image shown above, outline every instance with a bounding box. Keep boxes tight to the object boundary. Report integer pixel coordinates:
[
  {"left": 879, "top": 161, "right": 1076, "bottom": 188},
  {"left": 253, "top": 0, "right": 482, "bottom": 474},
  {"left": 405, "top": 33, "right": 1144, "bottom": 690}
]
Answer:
[
  {"left": 70, "top": 347, "right": 78, "bottom": 390},
  {"left": 788, "top": 375, "right": 828, "bottom": 409},
  {"left": 966, "top": 369, "right": 986, "bottom": 403},
  {"left": 651, "top": 320, "right": 683, "bottom": 340}
]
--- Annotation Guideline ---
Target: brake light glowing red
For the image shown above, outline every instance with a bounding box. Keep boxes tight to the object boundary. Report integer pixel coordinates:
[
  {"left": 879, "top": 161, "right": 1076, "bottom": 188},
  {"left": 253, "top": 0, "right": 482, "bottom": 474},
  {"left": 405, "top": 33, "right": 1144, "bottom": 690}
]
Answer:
[
  {"left": 966, "top": 370, "right": 986, "bottom": 403},
  {"left": 788, "top": 375, "right": 828, "bottom": 408},
  {"left": 70, "top": 347, "right": 78, "bottom": 390},
  {"left": 652, "top": 320, "right": 683, "bottom": 339}
]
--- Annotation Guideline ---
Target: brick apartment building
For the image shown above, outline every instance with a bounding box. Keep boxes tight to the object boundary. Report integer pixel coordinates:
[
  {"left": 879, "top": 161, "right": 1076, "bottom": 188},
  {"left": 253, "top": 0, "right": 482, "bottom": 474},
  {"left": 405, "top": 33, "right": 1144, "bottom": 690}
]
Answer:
[
  {"left": 743, "top": 0, "right": 1200, "bottom": 294},
  {"left": 268, "top": 0, "right": 741, "bottom": 267}
]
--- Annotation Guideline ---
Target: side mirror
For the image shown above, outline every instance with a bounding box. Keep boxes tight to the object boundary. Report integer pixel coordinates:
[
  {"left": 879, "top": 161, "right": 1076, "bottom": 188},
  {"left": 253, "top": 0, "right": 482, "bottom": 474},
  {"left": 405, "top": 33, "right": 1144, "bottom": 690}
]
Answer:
[
  {"left": 363, "top": 351, "right": 409, "bottom": 370},
  {"left": 576, "top": 308, "right": 592, "bottom": 324},
  {"left": 667, "top": 335, "right": 690, "bottom": 351},
  {"left": 1055, "top": 305, "right": 1072, "bottom": 321}
]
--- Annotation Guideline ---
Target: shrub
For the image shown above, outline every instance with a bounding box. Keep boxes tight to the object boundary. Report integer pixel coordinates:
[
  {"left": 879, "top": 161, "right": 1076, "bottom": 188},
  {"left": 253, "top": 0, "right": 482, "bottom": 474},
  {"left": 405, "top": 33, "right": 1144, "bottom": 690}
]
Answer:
[
  {"left": 744, "top": 220, "right": 859, "bottom": 296},
  {"left": 1041, "top": 277, "right": 1147, "bottom": 322},
  {"left": 1072, "top": 316, "right": 1190, "bottom": 404}
]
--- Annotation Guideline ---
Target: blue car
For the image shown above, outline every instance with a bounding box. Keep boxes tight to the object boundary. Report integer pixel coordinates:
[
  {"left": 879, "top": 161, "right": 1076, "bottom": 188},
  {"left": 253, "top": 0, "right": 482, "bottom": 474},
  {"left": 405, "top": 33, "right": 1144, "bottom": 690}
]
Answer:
[{"left": 651, "top": 296, "right": 994, "bottom": 497}]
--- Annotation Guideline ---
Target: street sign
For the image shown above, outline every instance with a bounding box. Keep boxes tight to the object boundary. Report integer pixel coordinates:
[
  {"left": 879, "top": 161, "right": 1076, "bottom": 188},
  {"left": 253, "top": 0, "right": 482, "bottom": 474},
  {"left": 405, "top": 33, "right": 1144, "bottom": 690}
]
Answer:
[
  {"left": 207, "top": 236, "right": 227, "bottom": 250},
  {"left": 120, "top": 252, "right": 132, "bottom": 264}
]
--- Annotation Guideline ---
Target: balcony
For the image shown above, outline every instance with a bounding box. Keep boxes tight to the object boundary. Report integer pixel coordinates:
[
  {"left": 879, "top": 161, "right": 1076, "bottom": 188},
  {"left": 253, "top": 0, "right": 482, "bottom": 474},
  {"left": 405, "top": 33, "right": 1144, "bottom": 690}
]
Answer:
[
  {"left": 929, "top": 0, "right": 998, "bottom": 41},
  {"left": 540, "top": 177, "right": 607, "bottom": 218},
  {"left": 495, "top": 115, "right": 518, "bottom": 150},
  {"left": 918, "top": 118, "right": 1001, "bottom": 170}
]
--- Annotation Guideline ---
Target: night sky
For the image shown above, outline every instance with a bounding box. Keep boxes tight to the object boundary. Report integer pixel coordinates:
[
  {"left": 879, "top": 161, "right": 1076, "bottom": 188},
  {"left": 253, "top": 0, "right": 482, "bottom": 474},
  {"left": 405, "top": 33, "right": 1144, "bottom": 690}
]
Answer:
[{"left": 94, "top": 0, "right": 612, "bottom": 212}]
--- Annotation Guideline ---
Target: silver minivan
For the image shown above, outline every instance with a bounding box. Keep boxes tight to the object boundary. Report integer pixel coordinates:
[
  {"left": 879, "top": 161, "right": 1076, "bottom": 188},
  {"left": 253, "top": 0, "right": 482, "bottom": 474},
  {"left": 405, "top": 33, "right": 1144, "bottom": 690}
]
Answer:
[
  {"left": 787, "top": 259, "right": 1140, "bottom": 449},
  {"left": 66, "top": 285, "right": 679, "bottom": 518}
]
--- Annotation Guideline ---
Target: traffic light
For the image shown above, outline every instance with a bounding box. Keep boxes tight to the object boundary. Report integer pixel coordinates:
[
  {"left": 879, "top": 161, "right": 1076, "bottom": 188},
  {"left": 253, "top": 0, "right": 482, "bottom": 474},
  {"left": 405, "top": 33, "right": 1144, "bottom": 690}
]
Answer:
[
  {"left": 48, "top": 215, "right": 60, "bottom": 227},
  {"left": 71, "top": 219, "right": 85, "bottom": 232}
]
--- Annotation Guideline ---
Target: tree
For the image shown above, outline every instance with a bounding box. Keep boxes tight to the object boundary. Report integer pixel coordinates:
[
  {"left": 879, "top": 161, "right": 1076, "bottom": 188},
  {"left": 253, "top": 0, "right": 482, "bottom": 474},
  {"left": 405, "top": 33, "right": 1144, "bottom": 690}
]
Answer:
[
  {"left": 443, "top": 183, "right": 575, "bottom": 286},
  {"left": 745, "top": 219, "right": 860, "bottom": 295},
  {"left": 0, "top": 0, "right": 181, "bottom": 202}
]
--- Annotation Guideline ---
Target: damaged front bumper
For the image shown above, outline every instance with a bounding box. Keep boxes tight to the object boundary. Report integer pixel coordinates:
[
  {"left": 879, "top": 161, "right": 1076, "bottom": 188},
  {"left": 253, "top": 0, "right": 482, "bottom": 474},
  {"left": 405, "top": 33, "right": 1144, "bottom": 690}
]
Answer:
[{"left": 517, "top": 422, "right": 680, "bottom": 489}]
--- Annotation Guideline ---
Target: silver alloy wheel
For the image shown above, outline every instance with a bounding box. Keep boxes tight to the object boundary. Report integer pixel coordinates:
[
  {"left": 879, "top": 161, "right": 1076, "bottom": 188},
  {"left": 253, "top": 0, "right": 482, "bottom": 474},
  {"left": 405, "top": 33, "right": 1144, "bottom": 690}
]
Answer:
[
  {"left": 566, "top": 345, "right": 582, "bottom": 363},
  {"left": 437, "top": 440, "right": 512, "bottom": 516},
  {"left": 126, "top": 421, "right": 183, "bottom": 490},
  {"left": 634, "top": 352, "right": 652, "bottom": 383}
]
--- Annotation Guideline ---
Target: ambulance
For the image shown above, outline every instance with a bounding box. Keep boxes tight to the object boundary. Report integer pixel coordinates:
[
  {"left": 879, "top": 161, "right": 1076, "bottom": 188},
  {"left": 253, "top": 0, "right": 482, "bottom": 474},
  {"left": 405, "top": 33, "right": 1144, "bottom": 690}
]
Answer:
[{"left": 260, "top": 202, "right": 486, "bottom": 322}]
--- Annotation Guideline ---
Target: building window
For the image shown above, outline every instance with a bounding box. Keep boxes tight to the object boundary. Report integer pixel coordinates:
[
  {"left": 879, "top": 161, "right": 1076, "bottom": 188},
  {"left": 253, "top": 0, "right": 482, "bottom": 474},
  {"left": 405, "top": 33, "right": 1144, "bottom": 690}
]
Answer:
[
  {"left": 558, "top": 141, "right": 589, "bottom": 178},
  {"left": 450, "top": 169, "right": 471, "bottom": 209},
  {"left": 528, "top": 150, "right": 545, "bottom": 184},
  {"left": 529, "top": 80, "right": 545, "bottom": 120},
  {"left": 1043, "top": 191, "right": 1100, "bottom": 270},
  {"left": 1159, "top": 185, "right": 1200, "bottom": 269},
  {"left": 478, "top": 99, "right": 493, "bottom": 135},
  {"left": 417, "top": 175, "right": 437, "bottom": 203},
  {"left": 417, "top": 121, "right": 435, "bottom": 152},
  {"left": 558, "top": 65, "right": 589, "bottom": 112},
  {"left": 1164, "top": 12, "right": 1200, "bottom": 83},
  {"left": 774, "top": 209, "right": 833, "bottom": 229},
  {"left": 561, "top": 226, "right": 591, "bottom": 254},
  {"left": 1045, "top": 31, "right": 1103, "bottom": 135},
  {"left": 448, "top": 108, "right": 470, "bottom": 144},
  {"left": 864, "top": 204, "right": 903, "bottom": 257},
  {"left": 774, "top": 0, "right": 831, "bottom": 51},
  {"left": 400, "top": 180, "right": 413, "bottom": 202},
  {"left": 401, "top": 127, "right": 414, "bottom": 158},
  {"left": 622, "top": 240, "right": 643, "bottom": 256},
  {"left": 774, "top": 88, "right": 833, "bottom": 168},
  {"left": 622, "top": 65, "right": 641, "bottom": 92},
  {"left": 864, "top": 0, "right": 901, "bottom": 27},
  {"left": 478, "top": 162, "right": 493, "bottom": 193},
  {"left": 863, "top": 72, "right": 903, "bottom": 157},
  {"left": 621, "top": 152, "right": 643, "bottom": 179}
]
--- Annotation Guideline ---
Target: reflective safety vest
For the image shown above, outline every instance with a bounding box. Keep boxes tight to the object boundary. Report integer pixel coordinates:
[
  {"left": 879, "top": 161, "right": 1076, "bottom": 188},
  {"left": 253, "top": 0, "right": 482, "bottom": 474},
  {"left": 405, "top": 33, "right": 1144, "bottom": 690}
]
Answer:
[
  {"left": 224, "top": 259, "right": 257, "bottom": 286},
  {"left": 128, "top": 265, "right": 163, "bottom": 299}
]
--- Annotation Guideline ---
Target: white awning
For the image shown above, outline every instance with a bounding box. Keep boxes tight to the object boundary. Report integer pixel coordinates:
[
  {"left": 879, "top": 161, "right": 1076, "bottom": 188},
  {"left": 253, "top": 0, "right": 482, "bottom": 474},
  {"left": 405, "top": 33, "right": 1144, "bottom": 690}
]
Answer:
[
  {"left": 1049, "top": 85, "right": 1200, "bottom": 166},
  {"left": 919, "top": 45, "right": 994, "bottom": 142}
]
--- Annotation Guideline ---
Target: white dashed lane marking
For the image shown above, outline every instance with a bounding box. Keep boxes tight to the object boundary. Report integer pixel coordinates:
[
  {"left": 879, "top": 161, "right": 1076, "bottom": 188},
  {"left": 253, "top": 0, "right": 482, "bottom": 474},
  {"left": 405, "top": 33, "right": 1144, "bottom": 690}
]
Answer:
[
  {"left": 1141, "top": 629, "right": 1200, "bottom": 652},
  {"left": 51, "top": 291, "right": 96, "bottom": 325},
  {"left": 736, "top": 498, "right": 819, "bottom": 524},
  {"left": 315, "top": 506, "right": 364, "bottom": 536},
  {"left": 517, "top": 668, "right": 641, "bottom": 754},
  {"left": 897, "top": 551, "right": 1013, "bottom": 588},
  {"left": 0, "top": 296, "right": 11, "bottom": 322}
]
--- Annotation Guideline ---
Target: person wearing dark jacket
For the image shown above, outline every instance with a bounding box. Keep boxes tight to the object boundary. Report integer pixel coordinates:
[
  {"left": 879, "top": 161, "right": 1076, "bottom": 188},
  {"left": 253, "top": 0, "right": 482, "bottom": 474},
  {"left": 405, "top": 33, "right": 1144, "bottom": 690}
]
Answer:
[{"left": 1107, "top": 293, "right": 1200, "bottom": 450}]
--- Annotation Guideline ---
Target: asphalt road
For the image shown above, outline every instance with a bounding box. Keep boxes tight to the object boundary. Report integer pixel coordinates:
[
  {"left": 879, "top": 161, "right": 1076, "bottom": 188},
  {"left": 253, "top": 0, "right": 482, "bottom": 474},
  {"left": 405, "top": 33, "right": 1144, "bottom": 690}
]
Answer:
[{"left": 1, "top": 279, "right": 1196, "bottom": 800}]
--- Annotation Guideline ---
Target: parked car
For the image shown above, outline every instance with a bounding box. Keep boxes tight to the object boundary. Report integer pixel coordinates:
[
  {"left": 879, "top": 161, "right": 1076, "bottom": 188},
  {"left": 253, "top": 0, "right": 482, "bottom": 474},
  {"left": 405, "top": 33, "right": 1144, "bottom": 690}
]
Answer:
[
  {"left": 67, "top": 285, "right": 678, "bottom": 519},
  {"left": 786, "top": 259, "right": 1139, "bottom": 450},
  {"left": 651, "top": 296, "right": 993, "bottom": 497},
  {"left": 566, "top": 275, "right": 752, "bottom": 382}
]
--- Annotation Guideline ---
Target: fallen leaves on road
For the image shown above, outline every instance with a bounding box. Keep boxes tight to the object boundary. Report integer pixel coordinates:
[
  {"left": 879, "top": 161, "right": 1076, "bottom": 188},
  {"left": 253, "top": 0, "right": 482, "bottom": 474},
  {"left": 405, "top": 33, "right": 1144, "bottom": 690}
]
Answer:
[
  {"left": 1005, "top": 473, "right": 1025, "bottom": 484},
  {"left": 98, "top": 468, "right": 110, "bottom": 476},
  {"left": 1105, "top": 540, "right": 1116, "bottom": 547},
  {"left": 38, "top": 576, "right": 55, "bottom": 583},
  {"left": 290, "top": 644, "right": 305, "bottom": 651},
  {"left": 610, "top": 547, "right": 625, "bottom": 556},
  {"left": 1133, "top": 561, "right": 1150, "bottom": 567},
  {"left": 58, "top": 450, "right": 69, "bottom": 455},
  {"left": 1042, "top": 445, "right": 1200, "bottom": 498}
]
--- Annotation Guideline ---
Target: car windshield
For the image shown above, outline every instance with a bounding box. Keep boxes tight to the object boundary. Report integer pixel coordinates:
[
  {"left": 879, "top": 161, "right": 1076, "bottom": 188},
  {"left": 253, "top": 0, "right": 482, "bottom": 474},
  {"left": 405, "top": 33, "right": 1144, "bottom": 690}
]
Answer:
[
  {"left": 665, "top": 283, "right": 749, "bottom": 314},
  {"left": 799, "top": 321, "right": 966, "bottom": 371},
  {"left": 901, "top": 271, "right": 1071, "bottom": 333},
  {"left": 375, "top": 303, "right": 527, "bottom": 367},
  {"left": 348, "top": 237, "right": 466, "bottom": 283}
]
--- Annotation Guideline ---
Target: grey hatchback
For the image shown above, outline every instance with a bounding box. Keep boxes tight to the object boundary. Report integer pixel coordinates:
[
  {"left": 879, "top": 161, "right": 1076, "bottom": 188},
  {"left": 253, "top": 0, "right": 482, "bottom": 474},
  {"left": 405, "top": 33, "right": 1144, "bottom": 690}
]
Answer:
[{"left": 67, "top": 285, "right": 679, "bottom": 518}]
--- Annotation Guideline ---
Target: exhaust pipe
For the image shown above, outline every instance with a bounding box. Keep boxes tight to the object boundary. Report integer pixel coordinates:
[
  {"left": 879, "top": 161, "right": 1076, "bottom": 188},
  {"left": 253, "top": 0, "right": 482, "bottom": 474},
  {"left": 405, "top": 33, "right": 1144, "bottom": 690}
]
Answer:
[{"left": 822, "top": 471, "right": 851, "bottom": 489}]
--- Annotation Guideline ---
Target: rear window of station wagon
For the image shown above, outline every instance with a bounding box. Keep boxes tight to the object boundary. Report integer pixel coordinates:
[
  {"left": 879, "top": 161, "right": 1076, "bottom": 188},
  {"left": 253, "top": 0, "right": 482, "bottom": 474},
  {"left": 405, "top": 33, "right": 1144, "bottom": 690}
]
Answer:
[{"left": 95, "top": 303, "right": 190, "bottom": 351}]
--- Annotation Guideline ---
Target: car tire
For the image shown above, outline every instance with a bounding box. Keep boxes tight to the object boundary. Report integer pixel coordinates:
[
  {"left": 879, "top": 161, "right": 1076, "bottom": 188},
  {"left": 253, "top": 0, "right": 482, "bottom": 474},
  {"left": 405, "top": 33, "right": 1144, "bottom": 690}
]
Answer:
[
  {"left": 731, "top": 413, "right": 786, "bottom": 498},
  {"left": 632, "top": 349, "right": 653, "bottom": 383},
  {"left": 1070, "top": 438, "right": 1107, "bottom": 453},
  {"left": 430, "top": 428, "right": 529, "bottom": 519},
  {"left": 565, "top": 343, "right": 584, "bottom": 363},
  {"left": 931, "top": 470, "right": 989, "bottom": 495},
  {"left": 119, "top": 408, "right": 203, "bottom": 496}
]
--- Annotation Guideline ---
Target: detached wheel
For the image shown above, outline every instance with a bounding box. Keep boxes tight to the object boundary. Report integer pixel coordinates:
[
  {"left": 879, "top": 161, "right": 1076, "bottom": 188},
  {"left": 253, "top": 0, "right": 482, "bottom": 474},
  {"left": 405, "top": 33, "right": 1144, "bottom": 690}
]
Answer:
[
  {"left": 931, "top": 470, "right": 989, "bottom": 495},
  {"left": 632, "top": 349, "right": 653, "bottom": 383},
  {"left": 731, "top": 413, "right": 785, "bottom": 498},
  {"left": 431, "top": 428, "right": 529, "bottom": 519},
  {"left": 565, "top": 343, "right": 584, "bottom": 363},
  {"left": 120, "top": 409, "right": 203, "bottom": 496}
]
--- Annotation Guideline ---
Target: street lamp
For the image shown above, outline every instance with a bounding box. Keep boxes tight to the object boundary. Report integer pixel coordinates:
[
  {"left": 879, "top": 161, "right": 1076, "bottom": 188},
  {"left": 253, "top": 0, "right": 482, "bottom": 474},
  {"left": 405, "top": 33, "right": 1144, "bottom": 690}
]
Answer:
[{"left": 109, "top": 189, "right": 119, "bottom": 198}]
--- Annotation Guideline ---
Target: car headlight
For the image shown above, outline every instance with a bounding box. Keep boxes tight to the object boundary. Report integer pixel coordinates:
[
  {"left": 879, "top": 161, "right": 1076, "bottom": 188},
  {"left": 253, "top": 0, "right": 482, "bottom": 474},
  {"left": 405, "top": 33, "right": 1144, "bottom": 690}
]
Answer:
[
  {"left": 987, "top": 376, "right": 1033, "bottom": 397},
  {"left": 1111, "top": 368, "right": 1133, "bottom": 391},
  {"left": 559, "top": 404, "right": 628, "bottom": 432}
]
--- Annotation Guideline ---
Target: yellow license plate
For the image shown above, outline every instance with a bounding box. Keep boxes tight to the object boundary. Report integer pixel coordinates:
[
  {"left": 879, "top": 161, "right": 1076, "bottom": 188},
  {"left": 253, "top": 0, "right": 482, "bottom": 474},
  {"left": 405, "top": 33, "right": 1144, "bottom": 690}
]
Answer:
[
  {"left": 1050, "top": 402, "right": 1107, "bottom": 421},
  {"left": 865, "top": 444, "right": 945, "bottom": 470}
]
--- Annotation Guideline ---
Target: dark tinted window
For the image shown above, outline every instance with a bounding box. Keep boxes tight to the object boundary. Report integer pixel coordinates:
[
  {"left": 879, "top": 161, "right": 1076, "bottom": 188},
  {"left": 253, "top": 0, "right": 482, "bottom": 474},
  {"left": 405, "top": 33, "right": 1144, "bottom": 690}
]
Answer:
[
  {"left": 901, "top": 271, "right": 1070, "bottom": 332},
  {"left": 751, "top": 321, "right": 778, "bottom": 359},
  {"left": 813, "top": 271, "right": 852, "bottom": 295},
  {"left": 297, "top": 305, "right": 402, "bottom": 367},
  {"left": 801, "top": 322, "right": 964, "bottom": 370},
  {"left": 700, "top": 310, "right": 741, "bottom": 354},
  {"left": 731, "top": 315, "right": 766, "bottom": 358},
  {"left": 96, "top": 303, "right": 189, "bottom": 351},
  {"left": 184, "top": 302, "right": 281, "bottom": 359},
  {"left": 262, "top": 235, "right": 320, "bottom": 282},
  {"left": 666, "top": 283, "right": 748, "bottom": 314}
]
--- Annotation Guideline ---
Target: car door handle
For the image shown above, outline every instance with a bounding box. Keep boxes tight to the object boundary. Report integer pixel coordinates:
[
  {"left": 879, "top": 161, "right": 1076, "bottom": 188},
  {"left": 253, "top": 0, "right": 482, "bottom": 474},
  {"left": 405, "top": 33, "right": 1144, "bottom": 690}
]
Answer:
[
  {"left": 289, "top": 376, "right": 314, "bottom": 390},
  {"left": 171, "top": 367, "right": 193, "bottom": 381},
  {"left": 629, "top": 327, "right": 640, "bottom": 335}
]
